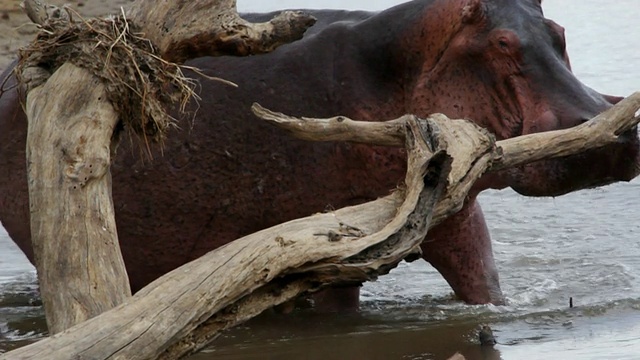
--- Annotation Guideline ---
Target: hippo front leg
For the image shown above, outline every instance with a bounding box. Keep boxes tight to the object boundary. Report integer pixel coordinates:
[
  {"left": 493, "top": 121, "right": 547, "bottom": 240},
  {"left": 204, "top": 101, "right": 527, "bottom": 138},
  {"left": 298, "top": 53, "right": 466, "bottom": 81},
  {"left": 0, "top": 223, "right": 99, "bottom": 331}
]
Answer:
[{"left": 421, "top": 199, "right": 504, "bottom": 305}]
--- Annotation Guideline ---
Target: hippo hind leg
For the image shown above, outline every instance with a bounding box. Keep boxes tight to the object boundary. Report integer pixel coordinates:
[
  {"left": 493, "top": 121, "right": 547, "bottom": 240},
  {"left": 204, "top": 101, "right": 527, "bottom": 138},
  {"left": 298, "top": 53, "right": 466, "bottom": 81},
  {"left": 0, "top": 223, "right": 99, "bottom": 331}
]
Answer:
[{"left": 421, "top": 199, "right": 504, "bottom": 305}]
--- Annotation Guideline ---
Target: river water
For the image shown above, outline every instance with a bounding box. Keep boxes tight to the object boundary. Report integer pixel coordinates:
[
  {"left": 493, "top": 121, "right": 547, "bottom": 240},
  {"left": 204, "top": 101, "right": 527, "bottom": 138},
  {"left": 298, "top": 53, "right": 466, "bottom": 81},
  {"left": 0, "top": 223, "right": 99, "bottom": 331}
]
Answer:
[{"left": 1, "top": 0, "right": 640, "bottom": 358}]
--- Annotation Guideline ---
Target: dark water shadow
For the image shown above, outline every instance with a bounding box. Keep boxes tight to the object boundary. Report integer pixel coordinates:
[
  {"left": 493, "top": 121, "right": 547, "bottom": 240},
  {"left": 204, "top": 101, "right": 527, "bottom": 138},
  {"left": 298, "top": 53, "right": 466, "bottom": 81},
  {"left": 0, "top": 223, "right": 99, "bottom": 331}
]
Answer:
[{"left": 193, "top": 311, "right": 504, "bottom": 360}]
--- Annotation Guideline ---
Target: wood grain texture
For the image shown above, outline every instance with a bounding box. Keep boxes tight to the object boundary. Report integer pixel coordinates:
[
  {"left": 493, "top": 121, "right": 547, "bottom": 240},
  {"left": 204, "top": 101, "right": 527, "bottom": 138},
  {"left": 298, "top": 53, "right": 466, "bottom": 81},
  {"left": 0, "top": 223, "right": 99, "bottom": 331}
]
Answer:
[
  {"left": 493, "top": 92, "right": 640, "bottom": 170},
  {"left": 127, "top": 0, "right": 316, "bottom": 63},
  {"left": 11, "top": 0, "right": 640, "bottom": 355},
  {"left": 25, "top": 62, "right": 131, "bottom": 334}
]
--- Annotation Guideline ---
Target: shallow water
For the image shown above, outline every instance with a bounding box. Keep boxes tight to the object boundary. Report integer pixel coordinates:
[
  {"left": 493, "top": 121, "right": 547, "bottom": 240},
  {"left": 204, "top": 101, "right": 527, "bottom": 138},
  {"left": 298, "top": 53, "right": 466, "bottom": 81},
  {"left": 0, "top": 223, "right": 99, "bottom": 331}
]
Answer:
[{"left": 2, "top": 0, "right": 640, "bottom": 358}]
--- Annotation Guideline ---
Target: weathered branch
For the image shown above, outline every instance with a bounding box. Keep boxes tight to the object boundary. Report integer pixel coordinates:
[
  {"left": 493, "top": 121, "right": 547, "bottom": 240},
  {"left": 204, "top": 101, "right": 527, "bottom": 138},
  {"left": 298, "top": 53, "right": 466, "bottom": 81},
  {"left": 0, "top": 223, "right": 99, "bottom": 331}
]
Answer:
[
  {"left": 252, "top": 92, "right": 640, "bottom": 224},
  {"left": 493, "top": 92, "right": 640, "bottom": 170},
  {"left": 253, "top": 105, "right": 407, "bottom": 147},
  {"left": 253, "top": 92, "right": 640, "bottom": 172},
  {"left": 1, "top": 116, "right": 455, "bottom": 360},
  {"left": 251, "top": 105, "right": 496, "bottom": 225},
  {"left": 21, "top": 0, "right": 70, "bottom": 25},
  {"left": 13, "top": 0, "right": 640, "bottom": 356},
  {"left": 25, "top": 62, "right": 132, "bottom": 335},
  {"left": 127, "top": 0, "right": 317, "bottom": 63}
]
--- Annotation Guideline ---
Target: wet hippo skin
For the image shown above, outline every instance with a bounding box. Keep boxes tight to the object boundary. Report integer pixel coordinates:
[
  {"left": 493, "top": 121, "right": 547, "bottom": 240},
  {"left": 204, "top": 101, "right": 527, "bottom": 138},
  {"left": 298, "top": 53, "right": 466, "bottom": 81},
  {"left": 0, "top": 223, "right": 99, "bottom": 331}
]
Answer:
[{"left": 1, "top": 0, "right": 638, "bottom": 309}]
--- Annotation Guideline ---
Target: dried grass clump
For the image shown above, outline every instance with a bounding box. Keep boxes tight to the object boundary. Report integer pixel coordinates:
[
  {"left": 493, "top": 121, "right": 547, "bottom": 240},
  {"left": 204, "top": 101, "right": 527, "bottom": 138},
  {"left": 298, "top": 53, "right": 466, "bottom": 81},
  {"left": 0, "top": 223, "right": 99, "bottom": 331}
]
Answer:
[{"left": 15, "top": 10, "right": 201, "bottom": 145}]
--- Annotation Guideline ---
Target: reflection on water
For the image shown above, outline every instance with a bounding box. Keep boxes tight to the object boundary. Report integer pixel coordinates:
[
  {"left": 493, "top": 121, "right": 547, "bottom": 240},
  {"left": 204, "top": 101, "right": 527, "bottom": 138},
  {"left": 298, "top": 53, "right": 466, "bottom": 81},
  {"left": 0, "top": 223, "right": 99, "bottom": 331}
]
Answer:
[
  {"left": 1, "top": 0, "right": 640, "bottom": 358},
  {"left": 199, "top": 311, "right": 501, "bottom": 360},
  {"left": 192, "top": 297, "right": 640, "bottom": 360}
]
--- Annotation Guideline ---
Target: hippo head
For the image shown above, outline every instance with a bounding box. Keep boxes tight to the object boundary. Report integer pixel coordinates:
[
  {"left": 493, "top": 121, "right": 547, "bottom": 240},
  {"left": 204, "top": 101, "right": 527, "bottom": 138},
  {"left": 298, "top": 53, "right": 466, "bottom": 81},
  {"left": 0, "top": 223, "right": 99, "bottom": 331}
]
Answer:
[{"left": 405, "top": 0, "right": 640, "bottom": 196}]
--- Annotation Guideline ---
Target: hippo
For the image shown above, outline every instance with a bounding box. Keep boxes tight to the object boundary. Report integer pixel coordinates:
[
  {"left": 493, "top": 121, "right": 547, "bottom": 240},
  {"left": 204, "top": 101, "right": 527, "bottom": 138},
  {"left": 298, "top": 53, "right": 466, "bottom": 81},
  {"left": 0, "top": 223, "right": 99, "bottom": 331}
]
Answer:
[{"left": 0, "top": 0, "right": 638, "bottom": 311}]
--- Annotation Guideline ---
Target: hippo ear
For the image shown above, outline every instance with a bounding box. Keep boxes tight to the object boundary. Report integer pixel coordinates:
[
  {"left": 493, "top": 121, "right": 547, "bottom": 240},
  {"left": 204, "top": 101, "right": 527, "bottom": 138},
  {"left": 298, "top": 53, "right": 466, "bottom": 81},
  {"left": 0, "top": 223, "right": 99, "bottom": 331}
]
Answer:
[{"left": 462, "top": 0, "right": 485, "bottom": 24}]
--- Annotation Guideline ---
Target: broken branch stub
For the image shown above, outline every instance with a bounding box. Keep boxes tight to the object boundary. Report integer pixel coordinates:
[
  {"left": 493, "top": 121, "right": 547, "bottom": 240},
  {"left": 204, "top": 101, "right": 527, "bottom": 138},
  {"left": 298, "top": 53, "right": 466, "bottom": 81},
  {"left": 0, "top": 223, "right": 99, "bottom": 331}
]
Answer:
[
  {"left": 127, "top": 0, "right": 317, "bottom": 63},
  {"left": 22, "top": 0, "right": 317, "bottom": 64},
  {"left": 2, "top": 117, "right": 454, "bottom": 360},
  {"left": 252, "top": 103, "right": 407, "bottom": 147},
  {"left": 21, "top": 0, "right": 70, "bottom": 25}
]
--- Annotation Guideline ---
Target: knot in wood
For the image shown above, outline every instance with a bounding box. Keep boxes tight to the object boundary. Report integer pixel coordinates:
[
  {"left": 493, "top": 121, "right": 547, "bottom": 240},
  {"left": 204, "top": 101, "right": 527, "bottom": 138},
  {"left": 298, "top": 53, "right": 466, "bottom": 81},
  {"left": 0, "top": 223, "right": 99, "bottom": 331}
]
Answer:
[{"left": 67, "top": 158, "right": 107, "bottom": 188}]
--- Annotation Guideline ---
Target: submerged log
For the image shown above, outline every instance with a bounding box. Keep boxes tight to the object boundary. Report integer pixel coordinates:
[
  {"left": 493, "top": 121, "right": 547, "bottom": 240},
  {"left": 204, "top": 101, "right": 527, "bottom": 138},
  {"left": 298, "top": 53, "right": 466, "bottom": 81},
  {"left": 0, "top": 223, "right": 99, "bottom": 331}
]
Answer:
[{"left": 19, "top": 0, "right": 315, "bottom": 335}]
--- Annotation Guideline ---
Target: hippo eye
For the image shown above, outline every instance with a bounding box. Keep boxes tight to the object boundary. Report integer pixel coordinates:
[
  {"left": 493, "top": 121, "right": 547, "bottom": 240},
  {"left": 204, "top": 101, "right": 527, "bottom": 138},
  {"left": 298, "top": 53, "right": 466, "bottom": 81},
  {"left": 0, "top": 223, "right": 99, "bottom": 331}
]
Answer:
[{"left": 490, "top": 30, "right": 519, "bottom": 53}]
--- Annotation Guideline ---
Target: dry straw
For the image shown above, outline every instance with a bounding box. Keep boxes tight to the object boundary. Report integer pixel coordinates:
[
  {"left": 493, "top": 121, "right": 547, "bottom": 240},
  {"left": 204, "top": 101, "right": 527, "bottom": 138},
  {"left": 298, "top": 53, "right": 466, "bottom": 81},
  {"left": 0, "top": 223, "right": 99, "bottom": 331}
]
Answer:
[{"left": 15, "top": 7, "right": 217, "bottom": 150}]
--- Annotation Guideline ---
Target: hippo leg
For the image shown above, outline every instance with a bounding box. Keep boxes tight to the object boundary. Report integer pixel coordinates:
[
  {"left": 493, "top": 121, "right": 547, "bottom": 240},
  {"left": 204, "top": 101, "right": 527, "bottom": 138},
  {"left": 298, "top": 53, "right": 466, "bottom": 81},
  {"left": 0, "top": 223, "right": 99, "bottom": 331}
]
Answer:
[{"left": 421, "top": 199, "right": 503, "bottom": 305}]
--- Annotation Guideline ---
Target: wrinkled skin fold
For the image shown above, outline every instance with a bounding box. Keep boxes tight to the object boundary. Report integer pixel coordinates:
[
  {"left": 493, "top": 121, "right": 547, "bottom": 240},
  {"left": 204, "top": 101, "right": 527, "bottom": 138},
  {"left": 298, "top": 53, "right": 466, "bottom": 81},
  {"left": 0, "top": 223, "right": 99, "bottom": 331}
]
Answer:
[{"left": 0, "top": 0, "right": 638, "bottom": 309}]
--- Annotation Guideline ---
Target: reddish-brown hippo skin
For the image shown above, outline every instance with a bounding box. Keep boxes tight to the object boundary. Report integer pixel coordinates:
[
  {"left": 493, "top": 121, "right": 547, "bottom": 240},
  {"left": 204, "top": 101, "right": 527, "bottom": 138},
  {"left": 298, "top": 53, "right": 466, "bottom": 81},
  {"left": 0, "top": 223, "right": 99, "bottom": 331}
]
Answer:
[
  {"left": 422, "top": 200, "right": 501, "bottom": 305},
  {"left": 1, "top": 0, "right": 638, "bottom": 310}
]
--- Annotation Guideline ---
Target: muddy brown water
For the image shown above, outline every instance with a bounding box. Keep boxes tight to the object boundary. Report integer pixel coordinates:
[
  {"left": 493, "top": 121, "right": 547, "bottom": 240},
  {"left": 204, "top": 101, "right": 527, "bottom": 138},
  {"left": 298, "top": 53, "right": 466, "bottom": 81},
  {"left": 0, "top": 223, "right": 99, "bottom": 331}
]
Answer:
[{"left": 1, "top": 1, "right": 640, "bottom": 359}]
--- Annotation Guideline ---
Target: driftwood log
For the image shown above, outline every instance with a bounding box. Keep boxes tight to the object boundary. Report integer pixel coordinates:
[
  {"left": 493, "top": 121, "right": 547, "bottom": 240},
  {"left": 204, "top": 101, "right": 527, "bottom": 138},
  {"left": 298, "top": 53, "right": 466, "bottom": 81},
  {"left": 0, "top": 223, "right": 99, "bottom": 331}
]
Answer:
[
  {"left": 4, "top": 94, "right": 640, "bottom": 359},
  {"left": 3, "top": 115, "right": 453, "bottom": 359},
  {"left": 19, "top": 0, "right": 315, "bottom": 336}
]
